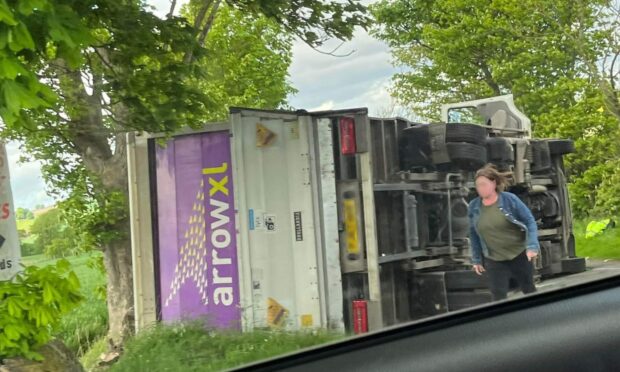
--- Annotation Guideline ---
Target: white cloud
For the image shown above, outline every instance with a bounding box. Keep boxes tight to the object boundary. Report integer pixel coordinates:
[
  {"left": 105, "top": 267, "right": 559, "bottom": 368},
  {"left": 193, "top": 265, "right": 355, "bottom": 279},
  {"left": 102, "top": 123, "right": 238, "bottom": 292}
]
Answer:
[
  {"left": 5, "top": 141, "right": 56, "bottom": 210},
  {"left": 288, "top": 24, "right": 399, "bottom": 115},
  {"left": 310, "top": 101, "right": 336, "bottom": 111},
  {"left": 148, "top": 0, "right": 187, "bottom": 17},
  {"left": 148, "top": 0, "right": 174, "bottom": 17}
]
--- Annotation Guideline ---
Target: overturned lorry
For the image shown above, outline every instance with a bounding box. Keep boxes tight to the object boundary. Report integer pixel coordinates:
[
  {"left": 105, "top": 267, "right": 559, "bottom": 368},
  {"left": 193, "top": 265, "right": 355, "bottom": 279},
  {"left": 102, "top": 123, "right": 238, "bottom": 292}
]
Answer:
[{"left": 128, "top": 94, "right": 585, "bottom": 333}]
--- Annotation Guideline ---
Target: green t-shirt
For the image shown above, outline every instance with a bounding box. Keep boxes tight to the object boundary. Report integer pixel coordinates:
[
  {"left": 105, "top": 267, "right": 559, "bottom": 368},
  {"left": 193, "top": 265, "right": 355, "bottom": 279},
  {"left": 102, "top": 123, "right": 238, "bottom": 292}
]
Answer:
[{"left": 477, "top": 201, "right": 526, "bottom": 261}]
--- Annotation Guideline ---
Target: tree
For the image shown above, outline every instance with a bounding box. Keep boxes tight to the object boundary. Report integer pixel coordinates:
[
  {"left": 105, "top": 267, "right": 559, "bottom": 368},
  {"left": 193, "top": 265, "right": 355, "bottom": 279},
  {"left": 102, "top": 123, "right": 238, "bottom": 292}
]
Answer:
[
  {"left": 15, "top": 207, "right": 33, "bottom": 220},
  {"left": 182, "top": 3, "right": 297, "bottom": 119},
  {"left": 570, "top": 1, "right": 620, "bottom": 123},
  {"left": 30, "top": 209, "right": 63, "bottom": 254},
  {"left": 372, "top": 0, "right": 620, "bottom": 217},
  {"left": 29, "top": 208, "right": 80, "bottom": 258},
  {"left": 0, "top": 0, "right": 370, "bottom": 350}
]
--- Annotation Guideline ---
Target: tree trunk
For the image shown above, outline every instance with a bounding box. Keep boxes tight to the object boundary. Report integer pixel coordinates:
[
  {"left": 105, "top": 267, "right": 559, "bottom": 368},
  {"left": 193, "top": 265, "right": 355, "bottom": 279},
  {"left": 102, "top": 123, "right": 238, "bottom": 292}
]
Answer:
[
  {"left": 51, "top": 54, "right": 140, "bottom": 353},
  {"left": 95, "top": 140, "right": 135, "bottom": 350},
  {"left": 102, "top": 231, "right": 134, "bottom": 349}
]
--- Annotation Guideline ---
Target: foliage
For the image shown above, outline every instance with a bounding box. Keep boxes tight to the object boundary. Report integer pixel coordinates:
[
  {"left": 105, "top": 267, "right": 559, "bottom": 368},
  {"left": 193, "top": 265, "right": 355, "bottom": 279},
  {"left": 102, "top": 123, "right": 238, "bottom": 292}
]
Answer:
[
  {"left": 182, "top": 3, "right": 297, "bottom": 120},
  {"left": 224, "top": 0, "right": 371, "bottom": 47},
  {"left": 54, "top": 254, "right": 107, "bottom": 357},
  {"left": 371, "top": 0, "right": 620, "bottom": 217},
  {"left": 29, "top": 208, "right": 83, "bottom": 259},
  {"left": 15, "top": 218, "right": 34, "bottom": 233},
  {"left": 17, "top": 218, "right": 40, "bottom": 256},
  {"left": 110, "top": 322, "right": 343, "bottom": 372},
  {"left": 22, "top": 252, "right": 108, "bottom": 358},
  {"left": 20, "top": 242, "right": 42, "bottom": 257},
  {"left": 0, "top": 0, "right": 93, "bottom": 126},
  {"left": 79, "top": 336, "right": 108, "bottom": 371},
  {"left": 0, "top": 259, "right": 83, "bottom": 360},
  {"left": 15, "top": 208, "right": 34, "bottom": 220},
  {"left": 574, "top": 218, "right": 620, "bottom": 259}
]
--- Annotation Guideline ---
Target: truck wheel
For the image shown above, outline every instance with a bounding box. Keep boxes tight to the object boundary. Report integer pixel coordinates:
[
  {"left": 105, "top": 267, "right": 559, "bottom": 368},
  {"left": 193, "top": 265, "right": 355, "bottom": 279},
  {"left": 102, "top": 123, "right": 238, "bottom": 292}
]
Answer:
[
  {"left": 561, "top": 257, "right": 586, "bottom": 274},
  {"left": 445, "top": 270, "right": 489, "bottom": 290},
  {"left": 446, "top": 142, "right": 487, "bottom": 170},
  {"left": 547, "top": 139, "right": 575, "bottom": 155},
  {"left": 542, "top": 192, "right": 559, "bottom": 217},
  {"left": 529, "top": 140, "right": 551, "bottom": 173},
  {"left": 493, "top": 160, "right": 513, "bottom": 171},
  {"left": 541, "top": 216, "right": 562, "bottom": 229},
  {"left": 446, "top": 123, "right": 487, "bottom": 145},
  {"left": 486, "top": 137, "right": 514, "bottom": 163},
  {"left": 399, "top": 124, "right": 432, "bottom": 170},
  {"left": 447, "top": 292, "right": 493, "bottom": 311}
]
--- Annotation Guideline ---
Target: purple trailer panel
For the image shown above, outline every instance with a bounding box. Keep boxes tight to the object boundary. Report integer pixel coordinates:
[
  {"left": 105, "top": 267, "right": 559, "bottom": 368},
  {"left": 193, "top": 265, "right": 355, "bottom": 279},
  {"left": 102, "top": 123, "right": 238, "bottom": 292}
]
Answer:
[{"left": 155, "top": 131, "right": 240, "bottom": 328}]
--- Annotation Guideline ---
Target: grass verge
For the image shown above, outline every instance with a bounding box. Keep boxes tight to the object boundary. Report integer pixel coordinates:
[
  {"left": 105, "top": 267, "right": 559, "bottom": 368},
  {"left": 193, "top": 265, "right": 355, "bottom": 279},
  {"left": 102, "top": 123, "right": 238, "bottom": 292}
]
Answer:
[
  {"left": 574, "top": 219, "right": 620, "bottom": 260},
  {"left": 110, "top": 323, "right": 344, "bottom": 372}
]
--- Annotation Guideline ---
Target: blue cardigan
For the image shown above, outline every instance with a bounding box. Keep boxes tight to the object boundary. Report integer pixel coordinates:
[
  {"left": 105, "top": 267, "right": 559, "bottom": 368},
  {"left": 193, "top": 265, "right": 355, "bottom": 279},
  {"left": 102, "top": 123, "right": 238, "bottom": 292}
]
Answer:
[{"left": 468, "top": 191, "right": 540, "bottom": 264}]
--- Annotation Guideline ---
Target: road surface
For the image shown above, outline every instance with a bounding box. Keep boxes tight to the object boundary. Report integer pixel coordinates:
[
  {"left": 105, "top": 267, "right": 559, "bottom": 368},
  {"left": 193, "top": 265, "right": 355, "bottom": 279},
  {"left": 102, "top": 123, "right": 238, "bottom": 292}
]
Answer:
[{"left": 536, "top": 259, "right": 620, "bottom": 292}]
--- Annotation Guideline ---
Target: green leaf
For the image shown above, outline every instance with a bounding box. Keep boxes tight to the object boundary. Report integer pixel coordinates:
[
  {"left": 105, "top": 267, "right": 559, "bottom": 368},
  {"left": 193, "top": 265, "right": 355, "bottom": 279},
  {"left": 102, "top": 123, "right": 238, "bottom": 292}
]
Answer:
[
  {"left": 2, "top": 79, "right": 49, "bottom": 114},
  {"left": 4, "top": 324, "right": 22, "bottom": 340},
  {"left": 55, "top": 41, "right": 83, "bottom": 68},
  {"left": 0, "top": 261, "right": 83, "bottom": 359},
  {"left": 0, "top": 55, "right": 27, "bottom": 79},
  {"left": 67, "top": 271, "right": 80, "bottom": 290},
  {"left": 42, "top": 283, "right": 53, "bottom": 304},
  {"left": 0, "top": 0, "right": 17, "bottom": 26},
  {"left": 23, "top": 350, "right": 44, "bottom": 361},
  {"left": 47, "top": 18, "right": 74, "bottom": 47},
  {"left": 0, "top": 29, "right": 8, "bottom": 48},
  {"left": 6, "top": 297, "right": 23, "bottom": 317},
  {"left": 0, "top": 334, "right": 19, "bottom": 349},
  {"left": 17, "top": 0, "right": 48, "bottom": 16},
  {"left": 55, "top": 258, "right": 70, "bottom": 272},
  {"left": 35, "top": 83, "right": 57, "bottom": 103},
  {"left": 11, "top": 22, "right": 35, "bottom": 50}
]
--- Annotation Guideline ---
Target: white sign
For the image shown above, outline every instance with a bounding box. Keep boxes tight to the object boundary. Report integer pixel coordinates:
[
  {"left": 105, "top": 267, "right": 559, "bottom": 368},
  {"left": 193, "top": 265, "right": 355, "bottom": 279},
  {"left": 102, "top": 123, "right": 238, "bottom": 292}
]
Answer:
[{"left": 0, "top": 142, "right": 21, "bottom": 281}]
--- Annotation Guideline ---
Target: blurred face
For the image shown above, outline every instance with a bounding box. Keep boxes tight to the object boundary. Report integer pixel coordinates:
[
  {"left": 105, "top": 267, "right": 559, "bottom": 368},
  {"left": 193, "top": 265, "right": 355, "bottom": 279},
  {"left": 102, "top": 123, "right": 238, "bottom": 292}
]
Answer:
[{"left": 475, "top": 176, "right": 497, "bottom": 199}]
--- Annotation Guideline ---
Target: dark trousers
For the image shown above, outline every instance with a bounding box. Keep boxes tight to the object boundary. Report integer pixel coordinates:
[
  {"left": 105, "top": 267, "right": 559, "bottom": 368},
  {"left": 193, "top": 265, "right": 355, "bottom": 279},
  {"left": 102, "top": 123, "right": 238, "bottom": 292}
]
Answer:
[{"left": 484, "top": 250, "right": 536, "bottom": 301}]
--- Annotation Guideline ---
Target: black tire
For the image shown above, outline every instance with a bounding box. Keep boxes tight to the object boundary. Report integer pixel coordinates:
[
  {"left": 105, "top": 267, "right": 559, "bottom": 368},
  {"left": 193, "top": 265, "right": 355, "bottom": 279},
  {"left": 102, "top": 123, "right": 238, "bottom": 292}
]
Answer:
[
  {"left": 541, "top": 216, "right": 562, "bottom": 229},
  {"left": 524, "top": 192, "right": 558, "bottom": 220},
  {"left": 529, "top": 140, "right": 551, "bottom": 173},
  {"left": 446, "top": 292, "right": 493, "bottom": 311},
  {"left": 561, "top": 257, "right": 586, "bottom": 274},
  {"left": 447, "top": 142, "right": 487, "bottom": 171},
  {"left": 547, "top": 139, "right": 575, "bottom": 155},
  {"left": 494, "top": 160, "right": 513, "bottom": 171},
  {"left": 399, "top": 124, "right": 432, "bottom": 170},
  {"left": 542, "top": 192, "right": 559, "bottom": 218},
  {"left": 445, "top": 123, "right": 487, "bottom": 146},
  {"left": 486, "top": 137, "right": 514, "bottom": 163},
  {"left": 444, "top": 270, "right": 489, "bottom": 290}
]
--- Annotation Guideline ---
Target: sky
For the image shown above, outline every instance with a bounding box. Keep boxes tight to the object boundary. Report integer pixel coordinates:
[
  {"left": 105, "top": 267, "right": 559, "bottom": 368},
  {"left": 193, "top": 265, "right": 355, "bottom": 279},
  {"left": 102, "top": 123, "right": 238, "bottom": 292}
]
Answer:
[{"left": 6, "top": 0, "right": 400, "bottom": 210}]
